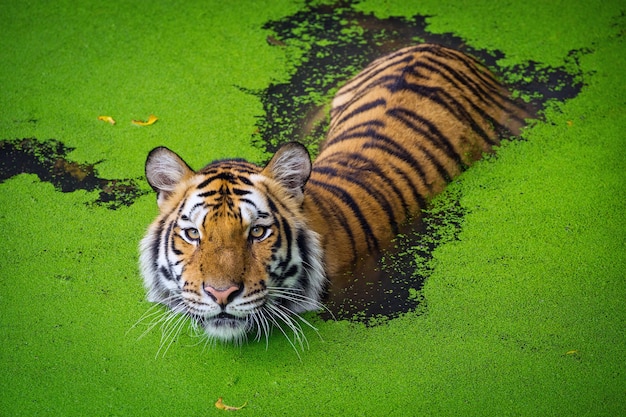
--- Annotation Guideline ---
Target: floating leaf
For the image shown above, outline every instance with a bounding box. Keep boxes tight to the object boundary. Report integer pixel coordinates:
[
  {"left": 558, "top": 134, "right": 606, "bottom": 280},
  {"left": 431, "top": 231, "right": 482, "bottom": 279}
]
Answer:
[
  {"left": 215, "top": 397, "right": 248, "bottom": 411},
  {"left": 97, "top": 115, "right": 116, "bottom": 125},
  {"left": 132, "top": 114, "right": 158, "bottom": 126}
]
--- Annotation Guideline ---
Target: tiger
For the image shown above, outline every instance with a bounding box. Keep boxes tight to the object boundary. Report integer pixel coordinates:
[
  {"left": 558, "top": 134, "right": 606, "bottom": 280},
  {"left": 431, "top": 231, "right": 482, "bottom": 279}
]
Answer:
[{"left": 139, "top": 44, "right": 529, "bottom": 346}]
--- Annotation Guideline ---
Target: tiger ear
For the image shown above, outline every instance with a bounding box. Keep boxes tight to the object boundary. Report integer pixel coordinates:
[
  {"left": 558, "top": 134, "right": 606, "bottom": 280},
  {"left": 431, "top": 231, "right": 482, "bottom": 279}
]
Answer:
[
  {"left": 262, "top": 142, "right": 312, "bottom": 203},
  {"left": 145, "top": 147, "right": 194, "bottom": 206}
]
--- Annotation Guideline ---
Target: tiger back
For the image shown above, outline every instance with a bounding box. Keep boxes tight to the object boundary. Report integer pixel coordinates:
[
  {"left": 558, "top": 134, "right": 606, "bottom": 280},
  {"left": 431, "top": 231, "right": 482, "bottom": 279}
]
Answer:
[
  {"left": 303, "top": 44, "right": 529, "bottom": 278},
  {"left": 139, "top": 44, "right": 529, "bottom": 344}
]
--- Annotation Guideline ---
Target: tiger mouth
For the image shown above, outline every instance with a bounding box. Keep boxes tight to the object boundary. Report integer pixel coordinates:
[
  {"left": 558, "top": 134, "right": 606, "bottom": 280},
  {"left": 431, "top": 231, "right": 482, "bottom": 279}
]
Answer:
[{"left": 203, "top": 312, "right": 246, "bottom": 328}]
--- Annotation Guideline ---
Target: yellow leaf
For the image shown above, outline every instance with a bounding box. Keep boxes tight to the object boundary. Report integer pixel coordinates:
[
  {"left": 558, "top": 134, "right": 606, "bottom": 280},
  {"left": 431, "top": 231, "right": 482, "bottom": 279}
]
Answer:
[
  {"left": 215, "top": 397, "right": 248, "bottom": 411},
  {"left": 132, "top": 114, "right": 158, "bottom": 126},
  {"left": 98, "top": 116, "right": 116, "bottom": 125}
]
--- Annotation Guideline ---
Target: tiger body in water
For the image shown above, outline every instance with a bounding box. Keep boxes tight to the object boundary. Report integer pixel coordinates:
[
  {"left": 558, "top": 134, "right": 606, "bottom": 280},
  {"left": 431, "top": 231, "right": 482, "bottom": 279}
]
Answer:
[{"left": 139, "top": 44, "right": 529, "bottom": 344}]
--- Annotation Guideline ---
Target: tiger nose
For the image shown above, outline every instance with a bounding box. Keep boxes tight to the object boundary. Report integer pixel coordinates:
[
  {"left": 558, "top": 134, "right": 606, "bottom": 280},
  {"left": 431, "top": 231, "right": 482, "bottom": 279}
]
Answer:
[{"left": 204, "top": 284, "right": 242, "bottom": 306}]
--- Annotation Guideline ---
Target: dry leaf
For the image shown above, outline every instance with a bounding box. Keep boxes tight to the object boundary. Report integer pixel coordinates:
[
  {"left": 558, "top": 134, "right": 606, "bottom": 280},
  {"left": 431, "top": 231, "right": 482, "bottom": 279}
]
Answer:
[
  {"left": 215, "top": 397, "right": 248, "bottom": 411},
  {"left": 98, "top": 116, "right": 116, "bottom": 125},
  {"left": 132, "top": 114, "right": 158, "bottom": 126}
]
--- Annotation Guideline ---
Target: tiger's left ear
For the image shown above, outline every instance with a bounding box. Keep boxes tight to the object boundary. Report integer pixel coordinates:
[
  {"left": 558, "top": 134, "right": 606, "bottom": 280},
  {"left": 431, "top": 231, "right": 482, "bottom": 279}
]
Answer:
[
  {"left": 262, "top": 142, "right": 312, "bottom": 203},
  {"left": 145, "top": 146, "right": 194, "bottom": 208}
]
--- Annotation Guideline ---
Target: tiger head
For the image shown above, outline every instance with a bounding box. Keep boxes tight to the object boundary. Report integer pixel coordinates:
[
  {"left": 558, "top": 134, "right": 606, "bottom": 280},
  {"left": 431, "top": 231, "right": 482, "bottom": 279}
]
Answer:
[{"left": 139, "top": 143, "right": 326, "bottom": 344}]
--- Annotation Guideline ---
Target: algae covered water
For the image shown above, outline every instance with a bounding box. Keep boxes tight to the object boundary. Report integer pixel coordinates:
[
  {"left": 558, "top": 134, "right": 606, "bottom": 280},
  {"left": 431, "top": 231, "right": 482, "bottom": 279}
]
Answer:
[{"left": 0, "top": 0, "right": 624, "bottom": 415}]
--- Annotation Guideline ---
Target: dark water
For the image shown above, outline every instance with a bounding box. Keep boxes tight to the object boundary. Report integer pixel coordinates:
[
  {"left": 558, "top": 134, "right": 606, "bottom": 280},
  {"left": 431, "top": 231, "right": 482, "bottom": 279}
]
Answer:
[
  {"left": 0, "top": 138, "right": 147, "bottom": 209},
  {"left": 0, "top": 0, "right": 585, "bottom": 322}
]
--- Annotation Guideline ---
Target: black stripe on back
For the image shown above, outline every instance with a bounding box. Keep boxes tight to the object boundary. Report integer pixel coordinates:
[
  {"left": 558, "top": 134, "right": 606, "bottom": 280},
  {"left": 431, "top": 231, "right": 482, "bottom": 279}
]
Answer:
[
  {"left": 308, "top": 177, "right": 380, "bottom": 254},
  {"left": 313, "top": 164, "right": 400, "bottom": 236},
  {"left": 332, "top": 98, "right": 387, "bottom": 131},
  {"left": 418, "top": 55, "right": 515, "bottom": 116},
  {"left": 385, "top": 79, "right": 498, "bottom": 146},
  {"left": 386, "top": 107, "right": 463, "bottom": 167},
  {"left": 305, "top": 185, "right": 359, "bottom": 266},
  {"left": 326, "top": 126, "right": 437, "bottom": 193},
  {"left": 334, "top": 54, "right": 415, "bottom": 102},
  {"left": 319, "top": 151, "right": 412, "bottom": 219}
]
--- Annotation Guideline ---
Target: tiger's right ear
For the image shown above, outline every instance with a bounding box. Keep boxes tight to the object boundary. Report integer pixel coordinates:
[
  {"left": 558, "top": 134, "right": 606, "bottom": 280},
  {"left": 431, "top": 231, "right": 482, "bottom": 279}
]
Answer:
[{"left": 145, "top": 147, "right": 194, "bottom": 206}]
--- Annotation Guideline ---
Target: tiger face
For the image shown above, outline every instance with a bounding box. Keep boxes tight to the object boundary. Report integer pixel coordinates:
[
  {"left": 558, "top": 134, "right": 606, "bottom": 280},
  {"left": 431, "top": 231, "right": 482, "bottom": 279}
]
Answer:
[{"left": 139, "top": 144, "right": 326, "bottom": 344}]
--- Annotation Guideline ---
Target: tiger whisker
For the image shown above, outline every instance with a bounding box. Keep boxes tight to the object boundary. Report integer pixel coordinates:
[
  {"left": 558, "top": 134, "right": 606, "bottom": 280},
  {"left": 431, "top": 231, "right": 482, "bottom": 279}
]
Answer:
[
  {"left": 201, "top": 335, "right": 218, "bottom": 352},
  {"left": 128, "top": 294, "right": 193, "bottom": 358},
  {"left": 134, "top": 308, "right": 178, "bottom": 342},
  {"left": 259, "top": 310, "right": 273, "bottom": 348},
  {"left": 273, "top": 302, "right": 318, "bottom": 348},
  {"left": 265, "top": 302, "right": 309, "bottom": 352},
  {"left": 276, "top": 302, "right": 322, "bottom": 342},
  {"left": 139, "top": 311, "right": 172, "bottom": 341},
  {"left": 132, "top": 289, "right": 326, "bottom": 357},
  {"left": 266, "top": 286, "right": 322, "bottom": 306},
  {"left": 132, "top": 310, "right": 167, "bottom": 340},
  {"left": 267, "top": 286, "right": 336, "bottom": 320},
  {"left": 263, "top": 306, "right": 303, "bottom": 360},
  {"left": 259, "top": 315, "right": 272, "bottom": 348},
  {"left": 256, "top": 310, "right": 274, "bottom": 350},
  {"left": 248, "top": 311, "right": 269, "bottom": 347},
  {"left": 156, "top": 309, "right": 190, "bottom": 358},
  {"left": 182, "top": 318, "right": 214, "bottom": 350},
  {"left": 127, "top": 293, "right": 182, "bottom": 337}
]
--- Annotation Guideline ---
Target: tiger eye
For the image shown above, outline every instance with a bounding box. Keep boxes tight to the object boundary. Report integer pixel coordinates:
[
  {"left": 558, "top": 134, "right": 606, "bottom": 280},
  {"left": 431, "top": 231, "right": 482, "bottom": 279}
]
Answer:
[
  {"left": 249, "top": 226, "right": 266, "bottom": 239},
  {"left": 184, "top": 228, "right": 200, "bottom": 241}
]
